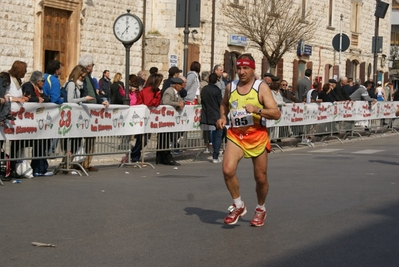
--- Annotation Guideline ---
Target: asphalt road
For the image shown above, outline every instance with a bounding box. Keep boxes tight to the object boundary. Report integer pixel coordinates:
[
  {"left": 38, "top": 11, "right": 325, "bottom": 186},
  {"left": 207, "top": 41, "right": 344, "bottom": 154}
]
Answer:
[{"left": 1, "top": 134, "right": 398, "bottom": 267}]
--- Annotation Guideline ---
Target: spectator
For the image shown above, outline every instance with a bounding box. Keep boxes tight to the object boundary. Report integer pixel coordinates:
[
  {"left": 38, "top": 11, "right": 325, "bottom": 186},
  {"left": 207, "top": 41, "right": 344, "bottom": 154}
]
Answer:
[
  {"left": 78, "top": 54, "right": 109, "bottom": 172},
  {"left": 318, "top": 83, "right": 336, "bottom": 103},
  {"left": 6, "top": 60, "right": 29, "bottom": 175},
  {"left": 263, "top": 73, "right": 274, "bottom": 86},
  {"left": 384, "top": 82, "right": 393, "bottom": 101},
  {"left": 349, "top": 81, "right": 376, "bottom": 103},
  {"left": 129, "top": 73, "right": 163, "bottom": 163},
  {"left": 296, "top": 69, "right": 312, "bottom": 102},
  {"left": 305, "top": 83, "right": 321, "bottom": 103},
  {"left": 61, "top": 65, "right": 95, "bottom": 173},
  {"left": 185, "top": 61, "right": 201, "bottom": 105},
  {"left": 110, "top": 72, "right": 124, "bottom": 104},
  {"left": 280, "top": 80, "right": 300, "bottom": 103},
  {"left": 0, "top": 72, "right": 15, "bottom": 128},
  {"left": 21, "top": 71, "right": 52, "bottom": 176},
  {"left": 269, "top": 80, "right": 286, "bottom": 106},
  {"left": 157, "top": 77, "right": 185, "bottom": 166},
  {"left": 213, "top": 64, "right": 225, "bottom": 96},
  {"left": 200, "top": 73, "right": 223, "bottom": 163},
  {"left": 149, "top": 67, "right": 158, "bottom": 75},
  {"left": 335, "top": 76, "right": 351, "bottom": 100},
  {"left": 98, "top": 70, "right": 111, "bottom": 102},
  {"left": 351, "top": 79, "right": 361, "bottom": 95},
  {"left": 199, "top": 70, "right": 210, "bottom": 146},
  {"left": 375, "top": 81, "right": 385, "bottom": 101},
  {"left": 161, "top": 66, "right": 183, "bottom": 96},
  {"left": 328, "top": 79, "right": 346, "bottom": 102},
  {"left": 343, "top": 77, "right": 355, "bottom": 96},
  {"left": 222, "top": 71, "right": 231, "bottom": 86},
  {"left": 43, "top": 60, "right": 64, "bottom": 104},
  {"left": 137, "top": 70, "right": 146, "bottom": 86}
]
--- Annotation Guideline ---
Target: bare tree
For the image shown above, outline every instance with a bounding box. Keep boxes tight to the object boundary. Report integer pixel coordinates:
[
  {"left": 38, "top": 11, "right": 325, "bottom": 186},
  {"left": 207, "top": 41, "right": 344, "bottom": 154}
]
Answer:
[{"left": 222, "top": 0, "right": 320, "bottom": 74}]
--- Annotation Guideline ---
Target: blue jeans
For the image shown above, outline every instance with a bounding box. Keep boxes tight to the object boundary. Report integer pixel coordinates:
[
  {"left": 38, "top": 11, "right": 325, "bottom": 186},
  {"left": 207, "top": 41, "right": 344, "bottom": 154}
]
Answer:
[
  {"left": 130, "top": 134, "right": 150, "bottom": 162},
  {"left": 212, "top": 128, "right": 224, "bottom": 160}
]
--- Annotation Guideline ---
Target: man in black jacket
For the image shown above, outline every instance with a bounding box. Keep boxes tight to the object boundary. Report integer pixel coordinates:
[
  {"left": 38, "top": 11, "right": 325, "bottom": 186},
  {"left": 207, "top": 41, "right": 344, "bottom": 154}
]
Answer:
[{"left": 200, "top": 73, "right": 224, "bottom": 163}]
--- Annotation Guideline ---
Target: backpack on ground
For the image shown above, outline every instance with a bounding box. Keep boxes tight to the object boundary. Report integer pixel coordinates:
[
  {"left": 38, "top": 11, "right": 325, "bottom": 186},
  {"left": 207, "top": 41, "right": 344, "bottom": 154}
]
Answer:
[{"left": 0, "top": 150, "right": 11, "bottom": 181}]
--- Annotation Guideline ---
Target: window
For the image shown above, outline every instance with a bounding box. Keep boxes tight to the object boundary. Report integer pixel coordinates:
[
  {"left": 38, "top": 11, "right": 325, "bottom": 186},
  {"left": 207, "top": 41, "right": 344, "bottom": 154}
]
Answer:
[
  {"left": 328, "top": 0, "right": 333, "bottom": 27},
  {"left": 351, "top": 60, "right": 359, "bottom": 79},
  {"left": 351, "top": 0, "right": 362, "bottom": 33}
]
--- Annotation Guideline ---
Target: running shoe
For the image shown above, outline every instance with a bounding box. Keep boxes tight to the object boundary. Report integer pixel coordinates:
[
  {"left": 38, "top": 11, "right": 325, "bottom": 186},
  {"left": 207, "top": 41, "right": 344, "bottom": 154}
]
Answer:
[
  {"left": 250, "top": 208, "right": 267, "bottom": 227},
  {"left": 224, "top": 203, "right": 247, "bottom": 225}
]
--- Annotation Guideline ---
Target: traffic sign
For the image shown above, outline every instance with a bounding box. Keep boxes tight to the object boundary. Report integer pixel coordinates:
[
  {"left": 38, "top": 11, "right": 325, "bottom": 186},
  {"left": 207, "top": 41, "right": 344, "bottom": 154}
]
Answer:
[{"left": 332, "top": 33, "right": 350, "bottom": 52}]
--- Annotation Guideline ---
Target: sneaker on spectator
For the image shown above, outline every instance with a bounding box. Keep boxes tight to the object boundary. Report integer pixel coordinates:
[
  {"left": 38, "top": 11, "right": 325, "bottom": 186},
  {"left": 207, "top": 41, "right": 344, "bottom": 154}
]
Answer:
[
  {"left": 224, "top": 203, "right": 247, "bottom": 225},
  {"left": 212, "top": 158, "right": 222, "bottom": 163},
  {"left": 250, "top": 208, "right": 267, "bottom": 227},
  {"left": 43, "top": 172, "right": 53, "bottom": 177}
]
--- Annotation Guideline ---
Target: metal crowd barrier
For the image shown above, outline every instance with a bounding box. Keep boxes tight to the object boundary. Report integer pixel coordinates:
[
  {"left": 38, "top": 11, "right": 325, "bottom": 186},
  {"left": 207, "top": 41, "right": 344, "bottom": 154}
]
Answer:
[{"left": 1, "top": 118, "right": 398, "bottom": 181}]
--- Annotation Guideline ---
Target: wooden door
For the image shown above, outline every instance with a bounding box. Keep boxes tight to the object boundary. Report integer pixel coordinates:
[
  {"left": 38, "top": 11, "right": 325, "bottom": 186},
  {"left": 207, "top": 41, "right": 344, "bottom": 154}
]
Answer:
[
  {"left": 187, "top": 44, "right": 200, "bottom": 73},
  {"left": 43, "top": 7, "right": 69, "bottom": 83}
]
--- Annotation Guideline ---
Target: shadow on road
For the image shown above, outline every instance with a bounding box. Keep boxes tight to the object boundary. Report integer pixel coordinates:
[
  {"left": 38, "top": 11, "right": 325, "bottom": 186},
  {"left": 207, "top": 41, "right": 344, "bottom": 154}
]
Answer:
[
  {"left": 369, "top": 160, "right": 399, "bottom": 166},
  {"left": 184, "top": 207, "right": 250, "bottom": 229},
  {"left": 257, "top": 201, "right": 399, "bottom": 267}
]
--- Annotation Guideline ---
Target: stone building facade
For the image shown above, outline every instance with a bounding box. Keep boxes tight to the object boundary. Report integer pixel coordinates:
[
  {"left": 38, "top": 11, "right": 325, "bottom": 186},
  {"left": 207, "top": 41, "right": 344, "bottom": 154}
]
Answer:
[{"left": 0, "top": 0, "right": 391, "bottom": 89}]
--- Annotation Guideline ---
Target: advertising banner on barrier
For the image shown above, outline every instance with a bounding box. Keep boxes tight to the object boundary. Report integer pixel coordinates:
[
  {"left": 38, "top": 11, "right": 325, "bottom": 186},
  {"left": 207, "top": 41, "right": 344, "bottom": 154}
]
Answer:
[
  {"left": 1, "top": 103, "right": 202, "bottom": 140},
  {"left": 266, "top": 101, "right": 399, "bottom": 127},
  {"left": 1, "top": 101, "right": 398, "bottom": 140}
]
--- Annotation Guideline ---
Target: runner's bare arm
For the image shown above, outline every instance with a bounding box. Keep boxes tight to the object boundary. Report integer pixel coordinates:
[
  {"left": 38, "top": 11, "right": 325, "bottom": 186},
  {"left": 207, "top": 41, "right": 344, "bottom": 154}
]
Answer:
[{"left": 216, "top": 83, "right": 231, "bottom": 129}]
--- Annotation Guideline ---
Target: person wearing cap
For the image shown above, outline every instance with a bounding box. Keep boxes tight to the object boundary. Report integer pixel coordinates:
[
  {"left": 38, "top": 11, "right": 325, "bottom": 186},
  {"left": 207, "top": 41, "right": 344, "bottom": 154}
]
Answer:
[
  {"left": 375, "top": 81, "right": 385, "bottom": 101},
  {"left": 156, "top": 77, "right": 185, "bottom": 166},
  {"left": 269, "top": 77, "right": 287, "bottom": 106},
  {"left": 216, "top": 53, "right": 280, "bottom": 227},
  {"left": 263, "top": 73, "right": 274, "bottom": 85},
  {"left": 296, "top": 69, "right": 312, "bottom": 102},
  {"left": 327, "top": 78, "right": 344, "bottom": 102}
]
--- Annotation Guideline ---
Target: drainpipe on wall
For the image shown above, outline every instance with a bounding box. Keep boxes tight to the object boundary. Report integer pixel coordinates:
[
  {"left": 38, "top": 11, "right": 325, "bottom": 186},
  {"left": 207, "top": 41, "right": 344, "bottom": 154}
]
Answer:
[
  {"left": 141, "top": 0, "right": 147, "bottom": 70},
  {"left": 210, "top": 0, "right": 215, "bottom": 71}
]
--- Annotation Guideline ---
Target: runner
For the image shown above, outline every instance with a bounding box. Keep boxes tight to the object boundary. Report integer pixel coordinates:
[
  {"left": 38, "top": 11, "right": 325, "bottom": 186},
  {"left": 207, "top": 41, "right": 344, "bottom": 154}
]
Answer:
[{"left": 216, "top": 54, "right": 281, "bottom": 227}]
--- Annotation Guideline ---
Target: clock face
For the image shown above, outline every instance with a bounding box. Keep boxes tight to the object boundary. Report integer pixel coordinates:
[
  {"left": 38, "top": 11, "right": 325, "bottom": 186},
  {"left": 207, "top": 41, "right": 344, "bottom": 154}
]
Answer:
[{"left": 113, "top": 13, "right": 143, "bottom": 44}]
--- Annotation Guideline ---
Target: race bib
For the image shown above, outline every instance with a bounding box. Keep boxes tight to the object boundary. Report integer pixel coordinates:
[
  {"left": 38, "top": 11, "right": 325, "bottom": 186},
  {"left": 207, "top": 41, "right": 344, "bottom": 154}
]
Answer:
[{"left": 230, "top": 108, "right": 254, "bottom": 128}]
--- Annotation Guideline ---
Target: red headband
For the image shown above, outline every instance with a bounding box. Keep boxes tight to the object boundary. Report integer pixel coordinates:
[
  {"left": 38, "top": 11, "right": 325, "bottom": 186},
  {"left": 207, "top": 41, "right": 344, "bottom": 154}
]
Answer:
[{"left": 236, "top": 59, "right": 255, "bottom": 69}]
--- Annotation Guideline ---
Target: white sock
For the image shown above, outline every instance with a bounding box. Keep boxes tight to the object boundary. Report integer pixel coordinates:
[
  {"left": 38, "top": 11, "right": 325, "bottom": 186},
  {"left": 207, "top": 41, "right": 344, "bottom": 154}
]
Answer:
[
  {"left": 233, "top": 197, "right": 244, "bottom": 208},
  {"left": 256, "top": 204, "right": 266, "bottom": 211}
]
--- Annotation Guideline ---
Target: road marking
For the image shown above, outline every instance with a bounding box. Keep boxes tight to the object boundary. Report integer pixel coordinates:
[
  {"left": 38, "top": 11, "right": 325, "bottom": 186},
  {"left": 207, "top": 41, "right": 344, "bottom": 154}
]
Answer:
[
  {"left": 308, "top": 149, "right": 343, "bottom": 153},
  {"left": 352, "top": 149, "right": 385, "bottom": 154}
]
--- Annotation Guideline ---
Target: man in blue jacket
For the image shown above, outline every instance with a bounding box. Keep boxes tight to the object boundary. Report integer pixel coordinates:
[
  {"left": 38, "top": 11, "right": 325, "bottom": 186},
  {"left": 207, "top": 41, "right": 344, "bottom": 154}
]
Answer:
[{"left": 43, "top": 60, "right": 64, "bottom": 104}]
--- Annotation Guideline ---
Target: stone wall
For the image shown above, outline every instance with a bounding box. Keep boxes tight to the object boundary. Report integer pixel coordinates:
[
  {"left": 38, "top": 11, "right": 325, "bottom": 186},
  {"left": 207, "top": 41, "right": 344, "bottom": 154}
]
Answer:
[{"left": 0, "top": 0, "right": 391, "bottom": 84}]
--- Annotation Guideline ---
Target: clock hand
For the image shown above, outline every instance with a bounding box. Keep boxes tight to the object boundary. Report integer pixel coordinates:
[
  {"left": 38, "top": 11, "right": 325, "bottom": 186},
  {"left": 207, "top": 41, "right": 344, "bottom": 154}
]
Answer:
[{"left": 120, "top": 25, "right": 130, "bottom": 37}]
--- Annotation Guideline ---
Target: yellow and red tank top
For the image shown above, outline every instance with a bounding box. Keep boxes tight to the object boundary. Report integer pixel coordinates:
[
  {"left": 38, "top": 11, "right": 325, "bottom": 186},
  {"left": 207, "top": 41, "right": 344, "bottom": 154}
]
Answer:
[{"left": 228, "top": 79, "right": 266, "bottom": 134}]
